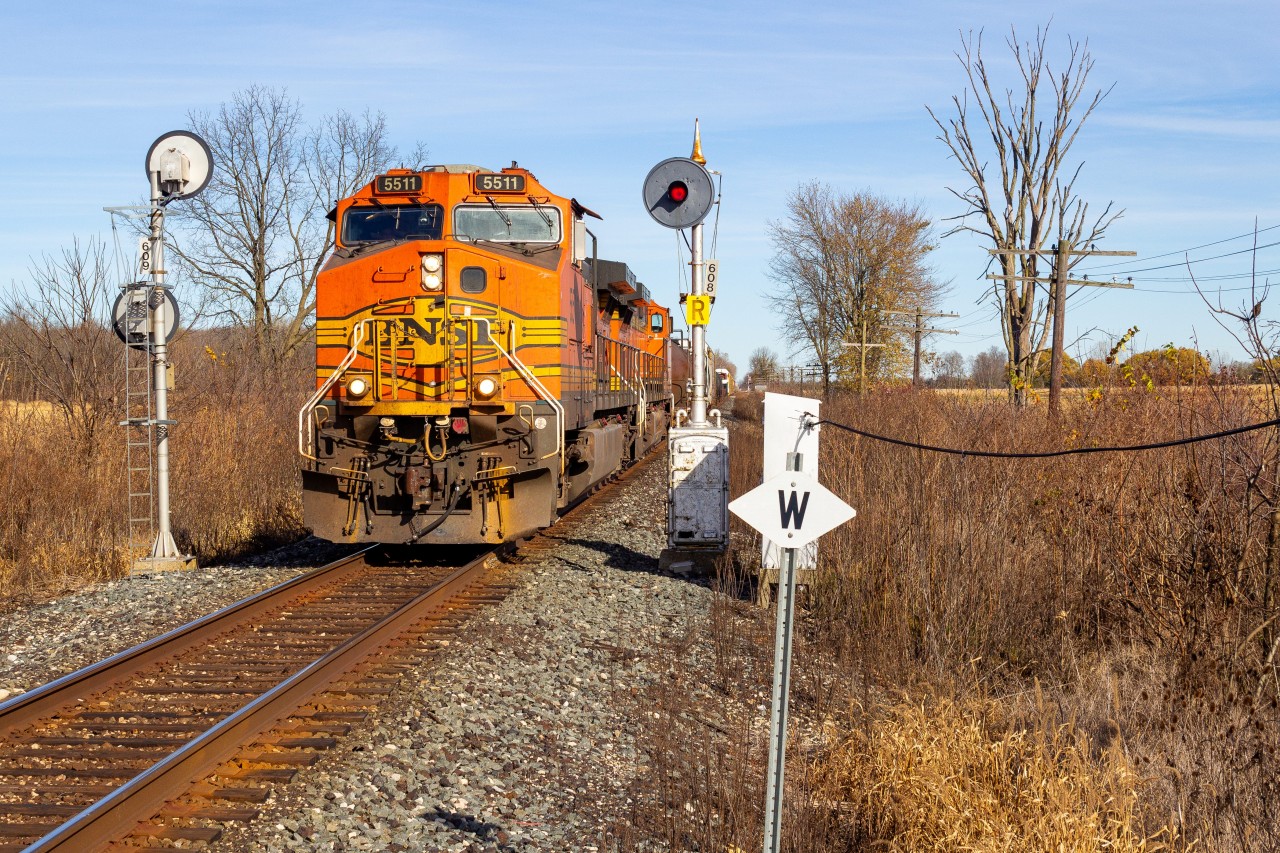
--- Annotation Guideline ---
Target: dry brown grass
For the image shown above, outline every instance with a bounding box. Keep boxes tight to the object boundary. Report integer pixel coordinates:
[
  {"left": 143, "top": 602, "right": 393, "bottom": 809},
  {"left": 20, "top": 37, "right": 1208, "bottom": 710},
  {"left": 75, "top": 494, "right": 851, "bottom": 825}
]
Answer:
[
  {"left": 817, "top": 692, "right": 1177, "bottom": 851},
  {"left": 712, "top": 385, "right": 1280, "bottom": 851},
  {"left": 0, "top": 330, "right": 310, "bottom": 606}
]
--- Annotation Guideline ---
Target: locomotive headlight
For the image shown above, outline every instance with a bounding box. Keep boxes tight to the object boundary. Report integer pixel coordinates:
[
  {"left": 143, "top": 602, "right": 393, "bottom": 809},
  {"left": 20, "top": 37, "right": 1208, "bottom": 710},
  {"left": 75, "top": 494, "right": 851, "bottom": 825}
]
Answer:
[
  {"left": 346, "top": 377, "right": 369, "bottom": 397},
  {"left": 421, "top": 254, "right": 443, "bottom": 291},
  {"left": 473, "top": 376, "right": 499, "bottom": 399}
]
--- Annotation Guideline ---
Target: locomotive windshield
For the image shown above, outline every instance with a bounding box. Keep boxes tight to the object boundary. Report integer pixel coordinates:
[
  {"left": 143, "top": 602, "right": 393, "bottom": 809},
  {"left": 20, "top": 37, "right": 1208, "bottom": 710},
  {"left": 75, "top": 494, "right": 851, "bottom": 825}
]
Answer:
[
  {"left": 342, "top": 204, "right": 444, "bottom": 244},
  {"left": 454, "top": 205, "right": 561, "bottom": 244}
]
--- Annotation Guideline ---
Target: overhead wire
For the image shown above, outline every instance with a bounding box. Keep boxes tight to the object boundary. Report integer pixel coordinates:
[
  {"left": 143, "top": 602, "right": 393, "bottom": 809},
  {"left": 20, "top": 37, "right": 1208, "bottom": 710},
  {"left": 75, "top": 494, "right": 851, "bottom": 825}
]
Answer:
[
  {"left": 815, "top": 415, "right": 1280, "bottom": 460},
  {"left": 1078, "top": 222, "right": 1280, "bottom": 272},
  {"left": 1076, "top": 239, "right": 1280, "bottom": 276}
]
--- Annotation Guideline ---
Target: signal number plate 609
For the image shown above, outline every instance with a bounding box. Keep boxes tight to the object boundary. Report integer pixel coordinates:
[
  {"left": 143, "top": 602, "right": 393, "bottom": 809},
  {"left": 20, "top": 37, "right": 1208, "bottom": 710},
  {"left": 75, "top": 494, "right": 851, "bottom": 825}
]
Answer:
[
  {"left": 475, "top": 174, "right": 526, "bottom": 193},
  {"left": 375, "top": 175, "right": 422, "bottom": 194}
]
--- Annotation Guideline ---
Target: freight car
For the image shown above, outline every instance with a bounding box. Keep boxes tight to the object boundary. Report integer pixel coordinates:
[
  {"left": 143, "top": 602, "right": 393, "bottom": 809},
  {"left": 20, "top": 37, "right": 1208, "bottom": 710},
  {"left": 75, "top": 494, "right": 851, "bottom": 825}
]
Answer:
[{"left": 298, "top": 164, "right": 686, "bottom": 544}]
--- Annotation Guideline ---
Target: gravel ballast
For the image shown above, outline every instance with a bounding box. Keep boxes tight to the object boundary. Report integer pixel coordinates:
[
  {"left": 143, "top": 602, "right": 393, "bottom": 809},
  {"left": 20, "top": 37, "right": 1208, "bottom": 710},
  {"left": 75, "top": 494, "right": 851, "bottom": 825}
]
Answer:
[{"left": 0, "top": 455, "right": 770, "bottom": 851}]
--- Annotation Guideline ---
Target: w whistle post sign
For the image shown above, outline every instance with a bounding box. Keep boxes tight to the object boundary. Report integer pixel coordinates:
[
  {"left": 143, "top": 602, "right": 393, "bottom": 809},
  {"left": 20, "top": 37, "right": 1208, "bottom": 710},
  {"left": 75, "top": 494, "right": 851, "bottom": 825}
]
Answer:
[{"left": 728, "top": 470, "right": 854, "bottom": 549}]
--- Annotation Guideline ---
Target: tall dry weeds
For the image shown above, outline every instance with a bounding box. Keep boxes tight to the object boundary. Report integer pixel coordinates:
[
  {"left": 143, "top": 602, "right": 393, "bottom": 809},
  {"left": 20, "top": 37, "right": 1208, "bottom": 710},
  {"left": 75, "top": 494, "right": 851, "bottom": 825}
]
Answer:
[
  {"left": 718, "top": 385, "right": 1280, "bottom": 851},
  {"left": 0, "top": 328, "right": 311, "bottom": 606}
]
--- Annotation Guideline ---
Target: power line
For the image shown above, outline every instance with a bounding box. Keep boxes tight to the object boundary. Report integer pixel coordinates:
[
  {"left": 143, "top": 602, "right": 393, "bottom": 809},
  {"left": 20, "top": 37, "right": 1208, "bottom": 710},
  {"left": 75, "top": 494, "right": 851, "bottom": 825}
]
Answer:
[
  {"left": 1077, "top": 239, "right": 1280, "bottom": 276},
  {"left": 1078, "top": 223, "right": 1280, "bottom": 272},
  {"left": 814, "top": 415, "right": 1280, "bottom": 459}
]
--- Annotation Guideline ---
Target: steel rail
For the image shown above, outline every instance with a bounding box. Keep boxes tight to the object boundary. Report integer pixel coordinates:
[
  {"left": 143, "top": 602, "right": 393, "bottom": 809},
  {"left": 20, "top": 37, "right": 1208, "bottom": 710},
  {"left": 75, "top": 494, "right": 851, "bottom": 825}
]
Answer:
[
  {"left": 0, "top": 546, "right": 376, "bottom": 741},
  {"left": 24, "top": 548, "right": 498, "bottom": 851}
]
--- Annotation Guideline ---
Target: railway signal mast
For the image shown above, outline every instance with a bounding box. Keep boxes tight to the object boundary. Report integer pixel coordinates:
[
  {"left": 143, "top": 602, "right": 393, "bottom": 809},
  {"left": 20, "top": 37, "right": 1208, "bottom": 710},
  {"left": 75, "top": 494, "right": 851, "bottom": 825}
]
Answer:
[
  {"left": 644, "top": 122, "right": 729, "bottom": 568},
  {"left": 112, "top": 131, "right": 212, "bottom": 572}
]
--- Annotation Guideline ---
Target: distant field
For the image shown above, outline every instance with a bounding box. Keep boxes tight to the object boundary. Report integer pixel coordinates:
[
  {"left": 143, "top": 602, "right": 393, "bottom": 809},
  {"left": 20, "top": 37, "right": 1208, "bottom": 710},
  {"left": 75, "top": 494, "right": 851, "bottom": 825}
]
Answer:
[{"left": 0, "top": 400, "right": 58, "bottom": 425}]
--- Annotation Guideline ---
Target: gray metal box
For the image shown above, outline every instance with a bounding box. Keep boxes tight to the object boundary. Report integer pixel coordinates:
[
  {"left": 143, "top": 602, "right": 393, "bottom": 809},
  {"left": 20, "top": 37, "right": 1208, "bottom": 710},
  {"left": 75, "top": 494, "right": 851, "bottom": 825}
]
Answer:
[{"left": 668, "top": 425, "right": 730, "bottom": 548}]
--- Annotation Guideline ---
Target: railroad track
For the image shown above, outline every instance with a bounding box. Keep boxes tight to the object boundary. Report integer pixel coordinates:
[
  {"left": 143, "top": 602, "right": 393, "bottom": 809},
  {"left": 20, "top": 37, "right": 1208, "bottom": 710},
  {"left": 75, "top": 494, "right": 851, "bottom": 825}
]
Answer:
[
  {"left": 0, "top": 447, "right": 661, "bottom": 850},
  {"left": 0, "top": 545, "right": 516, "bottom": 851}
]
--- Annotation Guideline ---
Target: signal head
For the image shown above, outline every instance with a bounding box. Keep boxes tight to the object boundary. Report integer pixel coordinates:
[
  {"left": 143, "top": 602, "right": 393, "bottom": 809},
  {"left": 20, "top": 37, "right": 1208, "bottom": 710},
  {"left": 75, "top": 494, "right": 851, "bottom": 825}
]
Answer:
[{"left": 642, "top": 157, "right": 714, "bottom": 229}]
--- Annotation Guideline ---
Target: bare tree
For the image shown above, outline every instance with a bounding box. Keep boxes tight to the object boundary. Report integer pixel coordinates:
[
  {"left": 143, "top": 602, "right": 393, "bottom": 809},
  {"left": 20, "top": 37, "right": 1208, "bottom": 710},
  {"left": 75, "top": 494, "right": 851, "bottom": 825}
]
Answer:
[
  {"left": 748, "top": 347, "right": 780, "bottom": 385},
  {"left": 0, "top": 238, "right": 118, "bottom": 443},
  {"left": 168, "top": 86, "right": 416, "bottom": 363},
  {"left": 932, "top": 350, "right": 968, "bottom": 388},
  {"left": 711, "top": 348, "right": 739, "bottom": 384},
  {"left": 767, "top": 183, "right": 939, "bottom": 396},
  {"left": 969, "top": 345, "right": 1008, "bottom": 388},
  {"left": 928, "top": 25, "right": 1121, "bottom": 405}
]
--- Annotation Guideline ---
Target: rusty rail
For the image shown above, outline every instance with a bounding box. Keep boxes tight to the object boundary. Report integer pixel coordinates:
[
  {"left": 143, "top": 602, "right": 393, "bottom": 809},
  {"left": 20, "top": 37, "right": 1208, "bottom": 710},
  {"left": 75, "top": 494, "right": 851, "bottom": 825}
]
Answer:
[
  {"left": 0, "top": 438, "right": 666, "bottom": 850},
  {"left": 23, "top": 550, "right": 499, "bottom": 851},
  {"left": 0, "top": 548, "right": 378, "bottom": 741},
  {"left": 0, "top": 546, "right": 502, "bottom": 850}
]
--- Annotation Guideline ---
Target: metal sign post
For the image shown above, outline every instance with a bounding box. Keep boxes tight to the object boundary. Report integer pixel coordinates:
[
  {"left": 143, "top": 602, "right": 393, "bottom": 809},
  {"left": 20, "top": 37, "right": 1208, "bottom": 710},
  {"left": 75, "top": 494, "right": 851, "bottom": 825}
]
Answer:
[
  {"left": 689, "top": 220, "right": 709, "bottom": 427},
  {"left": 728, "top": 406, "right": 855, "bottom": 853}
]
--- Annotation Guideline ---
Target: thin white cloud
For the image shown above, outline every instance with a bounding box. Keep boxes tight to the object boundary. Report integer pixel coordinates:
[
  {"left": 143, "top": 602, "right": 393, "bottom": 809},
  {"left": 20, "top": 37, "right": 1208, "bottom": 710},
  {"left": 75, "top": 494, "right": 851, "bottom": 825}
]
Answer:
[{"left": 1099, "top": 112, "right": 1280, "bottom": 140}]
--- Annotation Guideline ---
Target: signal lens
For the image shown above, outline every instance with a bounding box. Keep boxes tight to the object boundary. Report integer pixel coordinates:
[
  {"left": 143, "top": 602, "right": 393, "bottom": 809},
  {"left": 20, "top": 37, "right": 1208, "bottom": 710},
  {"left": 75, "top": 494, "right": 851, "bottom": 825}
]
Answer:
[
  {"left": 473, "top": 376, "right": 498, "bottom": 399},
  {"left": 668, "top": 181, "right": 688, "bottom": 203},
  {"left": 346, "top": 377, "right": 368, "bottom": 397}
]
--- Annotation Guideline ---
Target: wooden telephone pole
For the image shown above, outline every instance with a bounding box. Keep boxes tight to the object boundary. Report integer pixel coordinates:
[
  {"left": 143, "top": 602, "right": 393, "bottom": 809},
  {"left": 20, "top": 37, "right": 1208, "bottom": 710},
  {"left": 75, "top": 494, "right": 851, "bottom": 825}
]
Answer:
[
  {"left": 988, "top": 244, "right": 1136, "bottom": 415},
  {"left": 884, "top": 308, "right": 960, "bottom": 387},
  {"left": 841, "top": 318, "right": 885, "bottom": 396}
]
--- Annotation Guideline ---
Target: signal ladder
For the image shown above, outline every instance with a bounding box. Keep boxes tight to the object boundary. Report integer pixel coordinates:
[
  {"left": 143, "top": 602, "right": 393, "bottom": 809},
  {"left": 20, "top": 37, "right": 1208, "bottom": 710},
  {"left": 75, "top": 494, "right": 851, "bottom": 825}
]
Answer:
[{"left": 119, "top": 283, "right": 154, "bottom": 565}]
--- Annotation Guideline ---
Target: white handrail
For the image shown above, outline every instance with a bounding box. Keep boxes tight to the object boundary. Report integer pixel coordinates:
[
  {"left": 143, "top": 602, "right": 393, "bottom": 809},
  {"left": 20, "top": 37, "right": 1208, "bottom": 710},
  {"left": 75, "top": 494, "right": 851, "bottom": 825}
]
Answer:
[
  {"left": 298, "top": 321, "right": 368, "bottom": 460},
  {"left": 482, "top": 319, "right": 565, "bottom": 477},
  {"left": 608, "top": 363, "right": 646, "bottom": 434}
]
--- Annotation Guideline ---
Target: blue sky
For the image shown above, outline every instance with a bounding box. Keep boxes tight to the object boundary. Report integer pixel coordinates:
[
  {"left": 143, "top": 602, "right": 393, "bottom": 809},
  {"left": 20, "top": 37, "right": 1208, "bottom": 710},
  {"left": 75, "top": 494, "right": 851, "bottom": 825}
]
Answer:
[{"left": 3, "top": 0, "right": 1278, "bottom": 375}]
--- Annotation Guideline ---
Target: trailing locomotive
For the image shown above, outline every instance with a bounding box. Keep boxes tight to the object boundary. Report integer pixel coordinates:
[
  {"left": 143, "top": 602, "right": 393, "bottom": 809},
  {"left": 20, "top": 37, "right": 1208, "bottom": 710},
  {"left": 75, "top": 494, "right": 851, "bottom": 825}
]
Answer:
[{"left": 299, "top": 164, "right": 689, "bottom": 544}]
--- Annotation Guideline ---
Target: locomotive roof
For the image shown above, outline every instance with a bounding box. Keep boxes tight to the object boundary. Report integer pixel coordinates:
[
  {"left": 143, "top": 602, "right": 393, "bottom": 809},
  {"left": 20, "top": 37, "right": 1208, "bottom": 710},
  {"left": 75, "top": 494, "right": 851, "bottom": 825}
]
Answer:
[{"left": 421, "top": 164, "right": 489, "bottom": 173}]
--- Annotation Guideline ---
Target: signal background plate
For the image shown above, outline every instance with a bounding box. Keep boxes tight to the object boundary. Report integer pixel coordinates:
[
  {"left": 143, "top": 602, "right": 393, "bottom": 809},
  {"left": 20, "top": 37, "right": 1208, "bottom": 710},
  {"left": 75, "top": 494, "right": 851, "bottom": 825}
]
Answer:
[
  {"left": 113, "top": 288, "right": 180, "bottom": 350},
  {"left": 642, "top": 157, "right": 715, "bottom": 229}
]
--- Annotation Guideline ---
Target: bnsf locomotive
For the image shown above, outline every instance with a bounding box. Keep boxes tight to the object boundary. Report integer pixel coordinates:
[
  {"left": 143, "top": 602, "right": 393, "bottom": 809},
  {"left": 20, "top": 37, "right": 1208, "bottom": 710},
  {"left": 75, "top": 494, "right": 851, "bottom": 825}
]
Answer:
[{"left": 299, "top": 164, "right": 695, "bottom": 544}]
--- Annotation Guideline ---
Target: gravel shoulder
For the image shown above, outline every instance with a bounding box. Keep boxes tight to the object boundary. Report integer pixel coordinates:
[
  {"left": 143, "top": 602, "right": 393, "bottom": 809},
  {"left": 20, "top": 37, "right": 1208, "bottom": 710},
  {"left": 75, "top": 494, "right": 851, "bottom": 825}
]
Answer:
[{"left": 217, "top": 456, "right": 736, "bottom": 852}]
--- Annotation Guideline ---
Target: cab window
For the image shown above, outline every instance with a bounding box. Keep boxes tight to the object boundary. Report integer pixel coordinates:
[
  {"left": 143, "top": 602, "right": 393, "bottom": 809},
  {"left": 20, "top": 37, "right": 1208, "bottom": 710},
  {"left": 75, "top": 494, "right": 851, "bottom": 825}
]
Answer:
[
  {"left": 454, "top": 205, "right": 561, "bottom": 244},
  {"left": 343, "top": 204, "right": 444, "bottom": 244}
]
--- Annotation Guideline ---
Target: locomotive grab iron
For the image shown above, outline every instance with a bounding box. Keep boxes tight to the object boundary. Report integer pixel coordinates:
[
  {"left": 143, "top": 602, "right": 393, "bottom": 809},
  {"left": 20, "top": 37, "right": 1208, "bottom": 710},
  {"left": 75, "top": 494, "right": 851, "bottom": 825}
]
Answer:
[{"left": 299, "top": 163, "right": 704, "bottom": 544}]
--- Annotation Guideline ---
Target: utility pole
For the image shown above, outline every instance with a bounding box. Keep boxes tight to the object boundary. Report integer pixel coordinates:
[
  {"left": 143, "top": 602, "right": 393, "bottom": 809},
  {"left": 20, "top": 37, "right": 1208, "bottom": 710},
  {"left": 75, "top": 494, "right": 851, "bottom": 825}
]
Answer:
[
  {"left": 884, "top": 308, "right": 960, "bottom": 388},
  {"left": 987, "top": 245, "right": 1136, "bottom": 415},
  {"left": 840, "top": 317, "right": 885, "bottom": 396}
]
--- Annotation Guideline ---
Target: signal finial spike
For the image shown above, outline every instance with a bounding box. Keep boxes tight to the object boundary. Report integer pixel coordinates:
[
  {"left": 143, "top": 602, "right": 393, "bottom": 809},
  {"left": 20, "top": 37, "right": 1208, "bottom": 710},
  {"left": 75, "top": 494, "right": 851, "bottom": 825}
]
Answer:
[{"left": 691, "top": 118, "right": 706, "bottom": 166}]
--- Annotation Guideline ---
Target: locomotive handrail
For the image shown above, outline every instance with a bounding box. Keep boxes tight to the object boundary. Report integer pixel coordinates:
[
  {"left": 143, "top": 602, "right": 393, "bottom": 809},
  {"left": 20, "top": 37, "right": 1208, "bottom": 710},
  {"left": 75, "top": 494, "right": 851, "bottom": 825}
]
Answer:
[
  {"left": 481, "top": 318, "right": 565, "bottom": 479},
  {"left": 299, "top": 320, "right": 370, "bottom": 460},
  {"left": 609, "top": 363, "right": 646, "bottom": 435}
]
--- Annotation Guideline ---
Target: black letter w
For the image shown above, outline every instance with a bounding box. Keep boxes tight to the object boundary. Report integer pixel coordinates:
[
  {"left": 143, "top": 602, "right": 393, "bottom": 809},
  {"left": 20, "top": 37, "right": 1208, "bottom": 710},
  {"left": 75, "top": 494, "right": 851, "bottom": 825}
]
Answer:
[{"left": 778, "top": 490, "right": 810, "bottom": 530}]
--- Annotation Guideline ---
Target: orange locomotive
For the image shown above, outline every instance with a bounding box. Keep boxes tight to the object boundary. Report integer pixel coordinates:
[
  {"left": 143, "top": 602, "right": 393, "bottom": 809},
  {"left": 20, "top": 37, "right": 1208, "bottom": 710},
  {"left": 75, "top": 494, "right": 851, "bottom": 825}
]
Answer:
[{"left": 298, "top": 164, "right": 685, "bottom": 544}]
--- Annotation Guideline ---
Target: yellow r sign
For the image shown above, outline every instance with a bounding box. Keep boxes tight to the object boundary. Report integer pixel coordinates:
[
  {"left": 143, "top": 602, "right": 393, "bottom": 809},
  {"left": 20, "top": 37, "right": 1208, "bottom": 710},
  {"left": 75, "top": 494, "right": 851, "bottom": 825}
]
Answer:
[{"left": 685, "top": 294, "right": 712, "bottom": 326}]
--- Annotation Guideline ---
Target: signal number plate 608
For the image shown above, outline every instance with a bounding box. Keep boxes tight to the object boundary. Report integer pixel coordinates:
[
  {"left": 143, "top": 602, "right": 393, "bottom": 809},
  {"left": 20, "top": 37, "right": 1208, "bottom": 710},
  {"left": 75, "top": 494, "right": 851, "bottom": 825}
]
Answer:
[{"left": 475, "top": 173, "right": 526, "bottom": 193}]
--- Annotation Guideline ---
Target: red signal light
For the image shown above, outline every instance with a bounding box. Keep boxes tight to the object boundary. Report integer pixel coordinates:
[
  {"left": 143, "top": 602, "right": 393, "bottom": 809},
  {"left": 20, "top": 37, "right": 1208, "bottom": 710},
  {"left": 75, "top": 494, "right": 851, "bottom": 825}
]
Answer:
[{"left": 667, "top": 181, "right": 688, "bottom": 203}]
